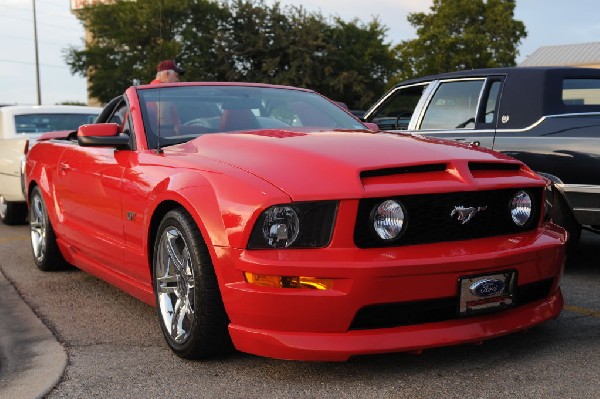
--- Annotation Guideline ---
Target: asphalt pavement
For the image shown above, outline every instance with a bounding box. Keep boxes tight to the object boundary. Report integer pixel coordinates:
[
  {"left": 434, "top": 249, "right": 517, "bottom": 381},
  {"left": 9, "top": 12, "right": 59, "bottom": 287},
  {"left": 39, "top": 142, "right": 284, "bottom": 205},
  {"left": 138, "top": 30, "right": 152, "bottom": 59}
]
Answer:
[
  {"left": 0, "top": 227, "right": 598, "bottom": 398},
  {"left": 0, "top": 269, "right": 67, "bottom": 399}
]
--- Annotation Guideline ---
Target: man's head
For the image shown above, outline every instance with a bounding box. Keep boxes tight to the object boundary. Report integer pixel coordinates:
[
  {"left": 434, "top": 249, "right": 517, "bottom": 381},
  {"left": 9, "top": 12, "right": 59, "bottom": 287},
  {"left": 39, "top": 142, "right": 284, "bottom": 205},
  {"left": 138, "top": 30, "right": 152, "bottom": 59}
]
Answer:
[{"left": 155, "top": 60, "right": 185, "bottom": 83}]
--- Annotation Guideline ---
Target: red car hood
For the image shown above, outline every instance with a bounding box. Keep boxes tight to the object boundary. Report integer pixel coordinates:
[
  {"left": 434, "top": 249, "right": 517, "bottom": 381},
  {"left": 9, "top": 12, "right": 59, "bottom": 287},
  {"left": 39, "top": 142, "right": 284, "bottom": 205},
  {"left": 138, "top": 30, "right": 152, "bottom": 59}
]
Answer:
[{"left": 177, "top": 129, "right": 531, "bottom": 200}]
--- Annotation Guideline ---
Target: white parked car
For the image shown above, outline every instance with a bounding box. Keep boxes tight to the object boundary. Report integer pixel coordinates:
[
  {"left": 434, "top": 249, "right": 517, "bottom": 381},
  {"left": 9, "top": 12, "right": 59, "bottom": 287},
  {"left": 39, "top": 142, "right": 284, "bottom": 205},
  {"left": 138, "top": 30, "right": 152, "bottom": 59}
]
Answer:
[{"left": 0, "top": 105, "right": 101, "bottom": 224}]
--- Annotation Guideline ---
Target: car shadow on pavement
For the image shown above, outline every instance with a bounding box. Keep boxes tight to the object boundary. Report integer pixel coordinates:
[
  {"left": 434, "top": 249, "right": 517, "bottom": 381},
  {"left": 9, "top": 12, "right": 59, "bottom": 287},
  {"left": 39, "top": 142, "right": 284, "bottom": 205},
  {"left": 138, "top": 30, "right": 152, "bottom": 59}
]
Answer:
[{"left": 565, "top": 230, "right": 600, "bottom": 273}]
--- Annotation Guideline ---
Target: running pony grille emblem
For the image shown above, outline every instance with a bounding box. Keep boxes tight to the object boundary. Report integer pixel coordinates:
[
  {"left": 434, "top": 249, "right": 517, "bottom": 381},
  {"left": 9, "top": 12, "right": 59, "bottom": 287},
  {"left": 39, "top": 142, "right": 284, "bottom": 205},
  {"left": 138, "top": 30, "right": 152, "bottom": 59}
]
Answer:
[{"left": 450, "top": 206, "right": 487, "bottom": 224}]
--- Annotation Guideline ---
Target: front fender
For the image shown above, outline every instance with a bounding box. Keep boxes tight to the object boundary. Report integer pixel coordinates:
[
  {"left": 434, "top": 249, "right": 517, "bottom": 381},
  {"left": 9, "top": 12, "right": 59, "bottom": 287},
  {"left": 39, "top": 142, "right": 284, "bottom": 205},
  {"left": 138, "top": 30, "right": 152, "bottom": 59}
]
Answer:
[{"left": 144, "top": 168, "right": 290, "bottom": 252}]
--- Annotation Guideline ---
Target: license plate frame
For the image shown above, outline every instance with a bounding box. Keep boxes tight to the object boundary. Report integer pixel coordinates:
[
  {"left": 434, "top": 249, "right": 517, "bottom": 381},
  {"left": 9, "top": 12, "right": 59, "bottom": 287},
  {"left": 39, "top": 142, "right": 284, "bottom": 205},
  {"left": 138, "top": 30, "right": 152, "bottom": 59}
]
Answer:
[{"left": 458, "top": 270, "right": 517, "bottom": 317}]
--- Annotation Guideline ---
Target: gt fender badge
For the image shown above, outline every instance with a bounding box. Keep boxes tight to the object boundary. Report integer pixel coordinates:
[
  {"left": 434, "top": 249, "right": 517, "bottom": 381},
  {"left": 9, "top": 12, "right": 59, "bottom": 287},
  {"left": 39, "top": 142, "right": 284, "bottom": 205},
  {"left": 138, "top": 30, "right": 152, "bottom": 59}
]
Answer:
[{"left": 450, "top": 206, "right": 487, "bottom": 224}]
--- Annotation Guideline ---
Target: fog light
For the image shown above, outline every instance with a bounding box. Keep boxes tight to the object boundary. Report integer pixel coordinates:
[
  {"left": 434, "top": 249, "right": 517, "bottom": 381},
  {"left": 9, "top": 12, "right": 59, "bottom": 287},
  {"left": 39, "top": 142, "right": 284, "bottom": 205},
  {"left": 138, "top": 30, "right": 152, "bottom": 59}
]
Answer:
[{"left": 244, "top": 272, "right": 332, "bottom": 290}]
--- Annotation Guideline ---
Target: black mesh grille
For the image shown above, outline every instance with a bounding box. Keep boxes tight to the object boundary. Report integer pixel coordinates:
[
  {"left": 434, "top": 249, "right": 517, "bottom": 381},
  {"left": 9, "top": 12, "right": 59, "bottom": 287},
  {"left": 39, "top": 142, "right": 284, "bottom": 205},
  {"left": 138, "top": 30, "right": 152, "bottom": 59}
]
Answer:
[
  {"left": 354, "top": 188, "right": 542, "bottom": 248},
  {"left": 350, "top": 278, "right": 554, "bottom": 330}
]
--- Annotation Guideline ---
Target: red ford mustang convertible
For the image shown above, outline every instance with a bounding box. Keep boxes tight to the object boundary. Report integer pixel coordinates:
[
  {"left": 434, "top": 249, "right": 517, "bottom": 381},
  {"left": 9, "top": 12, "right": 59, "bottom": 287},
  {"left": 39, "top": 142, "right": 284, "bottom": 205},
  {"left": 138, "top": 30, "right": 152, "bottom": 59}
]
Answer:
[{"left": 25, "top": 83, "right": 565, "bottom": 361}]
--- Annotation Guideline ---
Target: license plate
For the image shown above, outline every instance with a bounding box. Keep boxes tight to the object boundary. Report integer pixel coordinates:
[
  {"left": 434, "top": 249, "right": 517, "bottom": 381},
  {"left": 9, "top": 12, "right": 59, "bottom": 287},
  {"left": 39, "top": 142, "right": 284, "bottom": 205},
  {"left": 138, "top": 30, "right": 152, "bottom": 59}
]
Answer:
[{"left": 458, "top": 271, "right": 517, "bottom": 316}]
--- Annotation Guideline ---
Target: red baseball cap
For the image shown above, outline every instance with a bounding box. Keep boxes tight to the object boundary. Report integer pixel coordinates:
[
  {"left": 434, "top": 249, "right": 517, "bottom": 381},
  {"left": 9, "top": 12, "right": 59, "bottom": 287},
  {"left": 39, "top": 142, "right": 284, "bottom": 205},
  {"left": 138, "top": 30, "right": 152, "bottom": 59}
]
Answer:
[{"left": 156, "top": 60, "right": 185, "bottom": 75}]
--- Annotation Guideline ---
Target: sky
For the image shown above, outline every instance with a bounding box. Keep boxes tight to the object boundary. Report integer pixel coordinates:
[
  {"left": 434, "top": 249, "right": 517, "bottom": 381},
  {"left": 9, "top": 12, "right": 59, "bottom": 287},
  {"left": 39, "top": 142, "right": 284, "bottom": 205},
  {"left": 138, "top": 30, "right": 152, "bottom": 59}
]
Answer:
[{"left": 1, "top": 0, "right": 600, "bottom": 106}]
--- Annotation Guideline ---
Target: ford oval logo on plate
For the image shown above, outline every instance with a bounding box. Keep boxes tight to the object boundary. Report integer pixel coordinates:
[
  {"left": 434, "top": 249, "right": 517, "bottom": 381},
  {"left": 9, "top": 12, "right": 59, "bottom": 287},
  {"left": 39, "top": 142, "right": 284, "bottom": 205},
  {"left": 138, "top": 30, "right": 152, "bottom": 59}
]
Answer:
[{"left": 469, "top": 279, "right": 505, "bottom": 297}]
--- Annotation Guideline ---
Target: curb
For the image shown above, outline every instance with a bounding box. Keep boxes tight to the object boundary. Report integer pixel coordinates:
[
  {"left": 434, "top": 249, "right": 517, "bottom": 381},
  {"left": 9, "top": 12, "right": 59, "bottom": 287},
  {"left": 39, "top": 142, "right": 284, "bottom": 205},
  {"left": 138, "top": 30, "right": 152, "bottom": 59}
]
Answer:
[{"left": 0, "top": 270, "right": 67, "bottom": 399}]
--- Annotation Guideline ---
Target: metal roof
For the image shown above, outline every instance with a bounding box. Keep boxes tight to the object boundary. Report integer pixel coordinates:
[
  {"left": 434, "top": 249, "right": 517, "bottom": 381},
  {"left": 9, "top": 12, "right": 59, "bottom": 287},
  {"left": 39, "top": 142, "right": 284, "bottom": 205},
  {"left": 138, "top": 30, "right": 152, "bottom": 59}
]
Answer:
[
  {"left": 520, "top": 42, "right": 600, "bottom": 67},
  {"left": 391, "top": 66, "right": 600, "bottom": 87}
]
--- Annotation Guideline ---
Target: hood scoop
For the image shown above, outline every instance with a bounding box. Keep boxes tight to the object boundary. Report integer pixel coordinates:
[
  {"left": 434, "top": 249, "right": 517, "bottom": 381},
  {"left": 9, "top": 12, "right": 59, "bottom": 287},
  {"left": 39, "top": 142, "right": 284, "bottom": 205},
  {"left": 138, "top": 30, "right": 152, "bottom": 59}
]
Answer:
[
  {"left": 360, "top": 163, "right": 447, "bottom": 179},
  {"left": 468, "top": 162, "right": 522, "bottom": 172},
  {"left": 468, "top": 161, "right": 523, "bottom": 178}
]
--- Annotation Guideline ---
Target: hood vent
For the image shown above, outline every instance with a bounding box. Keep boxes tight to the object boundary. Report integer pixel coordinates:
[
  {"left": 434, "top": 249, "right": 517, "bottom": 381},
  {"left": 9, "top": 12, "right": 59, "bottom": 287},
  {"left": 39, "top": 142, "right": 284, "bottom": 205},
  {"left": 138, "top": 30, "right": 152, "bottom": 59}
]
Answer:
[
  {"left": 468, "top": 162, "right": 521, "bottom": 172},
  {"left": 360, "top": 163, "right": 447, "bottom": 179}
]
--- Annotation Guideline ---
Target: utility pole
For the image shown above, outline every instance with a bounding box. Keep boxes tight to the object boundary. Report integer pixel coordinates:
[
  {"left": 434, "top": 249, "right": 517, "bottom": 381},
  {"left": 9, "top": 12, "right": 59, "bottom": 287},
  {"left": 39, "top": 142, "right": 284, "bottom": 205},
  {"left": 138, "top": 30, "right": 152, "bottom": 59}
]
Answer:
[{"left": 32, "top": 0, "right": 41, "bottom": 105}]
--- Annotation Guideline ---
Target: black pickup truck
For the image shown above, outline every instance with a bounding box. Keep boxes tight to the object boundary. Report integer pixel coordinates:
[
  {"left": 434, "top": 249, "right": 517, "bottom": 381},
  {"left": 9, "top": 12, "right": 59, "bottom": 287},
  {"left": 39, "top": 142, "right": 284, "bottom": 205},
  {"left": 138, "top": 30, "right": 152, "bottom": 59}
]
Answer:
[{"left": 363, "top": 67, "right": 600, "bottom": 250}]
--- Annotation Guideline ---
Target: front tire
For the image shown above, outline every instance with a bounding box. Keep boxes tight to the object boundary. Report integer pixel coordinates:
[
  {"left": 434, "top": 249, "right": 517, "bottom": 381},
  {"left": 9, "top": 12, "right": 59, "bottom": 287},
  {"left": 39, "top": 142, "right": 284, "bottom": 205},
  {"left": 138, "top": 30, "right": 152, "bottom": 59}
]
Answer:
[
  {"left": 0, "top": 195, "right": 27, "bottom": 225},
  {"left": 153, "top": 208, "right": 231, "bottom": 359},
  {"left": 29, "top": 186, "right": 67, "bottom": 271}
]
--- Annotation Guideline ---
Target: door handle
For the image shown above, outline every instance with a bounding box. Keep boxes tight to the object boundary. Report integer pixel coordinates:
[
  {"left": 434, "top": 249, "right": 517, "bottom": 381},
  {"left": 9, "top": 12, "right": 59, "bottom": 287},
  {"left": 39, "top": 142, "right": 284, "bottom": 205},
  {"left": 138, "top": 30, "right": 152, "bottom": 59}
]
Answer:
[{"left": 59, "top": 163, "right": 70, "bottom": 171}]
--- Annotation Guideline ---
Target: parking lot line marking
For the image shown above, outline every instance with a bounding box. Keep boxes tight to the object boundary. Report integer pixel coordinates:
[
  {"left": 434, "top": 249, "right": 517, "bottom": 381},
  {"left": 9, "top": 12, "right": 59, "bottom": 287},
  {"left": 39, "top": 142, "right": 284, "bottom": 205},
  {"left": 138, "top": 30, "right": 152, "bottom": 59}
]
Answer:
[
  {"left": 0, "top": 236, "right": 29, "bottom": 244},
  {"left": 564, "top": 305, "right": 600, "bottom": 319}
]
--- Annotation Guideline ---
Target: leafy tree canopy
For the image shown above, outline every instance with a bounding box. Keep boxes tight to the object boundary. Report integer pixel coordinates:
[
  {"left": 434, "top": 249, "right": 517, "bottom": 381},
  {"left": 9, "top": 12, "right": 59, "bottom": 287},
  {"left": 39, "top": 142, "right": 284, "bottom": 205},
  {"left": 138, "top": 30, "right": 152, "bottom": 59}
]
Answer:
[
  {"left": 393, "top": 0, "right": 526, "bottom": 82},
  {"left": 66, "top": 0, "right": 399, "bottom": 108}
]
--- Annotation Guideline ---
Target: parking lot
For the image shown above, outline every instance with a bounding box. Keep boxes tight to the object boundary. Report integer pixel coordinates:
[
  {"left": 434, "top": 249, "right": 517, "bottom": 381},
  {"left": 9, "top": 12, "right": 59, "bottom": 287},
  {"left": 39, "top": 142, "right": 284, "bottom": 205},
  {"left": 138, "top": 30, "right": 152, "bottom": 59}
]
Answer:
[{"left": 0, "top": 222, "right": 598, "bottom": 398}]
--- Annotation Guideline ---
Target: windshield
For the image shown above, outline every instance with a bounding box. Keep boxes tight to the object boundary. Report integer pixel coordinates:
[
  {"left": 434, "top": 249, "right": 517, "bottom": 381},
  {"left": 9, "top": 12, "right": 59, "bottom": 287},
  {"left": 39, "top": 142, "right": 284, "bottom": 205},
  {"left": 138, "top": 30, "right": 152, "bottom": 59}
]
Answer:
[
  {"left": 14, "top": 113, "right": 98, "bottom": 134},
  {"left": 137, "top": 85, "right": 366, "bottom": 149}
]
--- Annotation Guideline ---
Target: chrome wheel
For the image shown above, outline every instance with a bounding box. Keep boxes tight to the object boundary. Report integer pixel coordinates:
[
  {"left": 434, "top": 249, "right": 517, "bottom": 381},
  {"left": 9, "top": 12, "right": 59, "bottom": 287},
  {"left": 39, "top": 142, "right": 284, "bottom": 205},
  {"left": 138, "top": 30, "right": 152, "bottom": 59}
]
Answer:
[
  {"left": 155, "top": 227, "right": 196, "bottom": 345},
  {"left": 30, "top": 192, "right": 47, "bottom": 263},
  {"left": 153, "top": 208, "right": 231, "bottom": 359}
]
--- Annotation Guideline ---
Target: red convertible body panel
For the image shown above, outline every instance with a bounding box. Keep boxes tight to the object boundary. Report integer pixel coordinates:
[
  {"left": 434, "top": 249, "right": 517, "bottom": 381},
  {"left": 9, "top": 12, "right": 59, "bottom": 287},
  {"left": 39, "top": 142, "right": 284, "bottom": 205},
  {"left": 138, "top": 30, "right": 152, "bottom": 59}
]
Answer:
[{"left": 25, "top": 83, "right": 565, "bottom": 361}]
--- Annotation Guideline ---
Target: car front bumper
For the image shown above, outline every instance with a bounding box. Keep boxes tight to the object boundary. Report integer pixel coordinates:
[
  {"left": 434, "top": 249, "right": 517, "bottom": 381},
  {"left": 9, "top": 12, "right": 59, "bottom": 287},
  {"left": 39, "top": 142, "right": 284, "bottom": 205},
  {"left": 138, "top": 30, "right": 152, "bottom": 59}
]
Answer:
[{"left": 216, "top": 224, "right": 565, "bottom": 361}]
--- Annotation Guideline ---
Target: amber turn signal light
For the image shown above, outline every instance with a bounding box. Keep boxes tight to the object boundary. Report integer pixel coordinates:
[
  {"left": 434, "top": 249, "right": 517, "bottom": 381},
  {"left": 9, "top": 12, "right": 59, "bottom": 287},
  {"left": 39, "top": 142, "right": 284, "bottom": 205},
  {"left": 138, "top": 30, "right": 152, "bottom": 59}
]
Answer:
[{"left": 244, "top": 272, "right": 333, "bottom": 290}]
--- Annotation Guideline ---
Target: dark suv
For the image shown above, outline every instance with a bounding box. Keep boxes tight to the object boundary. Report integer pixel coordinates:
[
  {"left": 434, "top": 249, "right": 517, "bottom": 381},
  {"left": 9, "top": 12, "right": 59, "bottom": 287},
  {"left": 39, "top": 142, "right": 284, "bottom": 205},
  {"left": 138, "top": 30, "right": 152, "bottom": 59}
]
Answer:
[{"left": 364, "top": 67, "right": 600, "bottom": 250}]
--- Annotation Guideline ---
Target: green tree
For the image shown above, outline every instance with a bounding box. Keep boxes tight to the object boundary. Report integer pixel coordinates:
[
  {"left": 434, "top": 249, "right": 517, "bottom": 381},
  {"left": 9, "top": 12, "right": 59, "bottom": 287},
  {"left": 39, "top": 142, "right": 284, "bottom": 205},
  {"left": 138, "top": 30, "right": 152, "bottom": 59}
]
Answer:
[
  {"left": 65, "top": 0, "right": 398, "bottom": 108},
  {"left": 394, "top": 0, "right": 526, "bottom": 81},
  {"left": 323, "top": 18, "right": 399, "bottom": 109},
  {"left": 198, "top": 0, "right": 399, "bottom": 109},
  {"left": 66, "top": 0, "right": 224, "bottom": 103},
  {"left": 212, "top": 0, "right": 301, "bottom": 82}
]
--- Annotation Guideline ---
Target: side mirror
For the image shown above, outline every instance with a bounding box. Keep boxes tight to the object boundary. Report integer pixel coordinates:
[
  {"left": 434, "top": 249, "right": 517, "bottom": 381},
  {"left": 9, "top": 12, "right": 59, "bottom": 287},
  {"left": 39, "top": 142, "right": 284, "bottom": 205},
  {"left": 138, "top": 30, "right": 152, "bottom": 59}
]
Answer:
[{"left": 77, "top": 123, "right": 130, "bottom": 149}]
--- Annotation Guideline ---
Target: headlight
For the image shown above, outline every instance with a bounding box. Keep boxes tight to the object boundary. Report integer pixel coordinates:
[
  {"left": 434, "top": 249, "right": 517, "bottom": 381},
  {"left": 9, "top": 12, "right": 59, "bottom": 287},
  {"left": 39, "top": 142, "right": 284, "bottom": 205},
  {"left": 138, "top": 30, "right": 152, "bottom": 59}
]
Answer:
[
  {"left": 248, "top": 201, "right": 338, "bottom": 249},
  {"left": 371, "top": 200, "right": 407, "bottom": 241},
  {"left": 509, "top": 190, "right": 532, "bottom": 226},
  {"left": 262, "top": 205, "right": 299, "bottom": 248}
]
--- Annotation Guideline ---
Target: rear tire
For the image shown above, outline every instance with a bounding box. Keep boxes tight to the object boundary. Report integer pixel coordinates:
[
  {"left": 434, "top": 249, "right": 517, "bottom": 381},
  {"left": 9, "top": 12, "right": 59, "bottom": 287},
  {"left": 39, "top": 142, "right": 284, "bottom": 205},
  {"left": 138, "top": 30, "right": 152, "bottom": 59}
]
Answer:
[
  {"left": 29, "top": 186, "right": 67, "bottom": 271},
  {"left": 0, "top": 195, "right": 27, "bottom": 225},
  {"left": 153, "top": 208, "right": 231, "bottom": 359}
]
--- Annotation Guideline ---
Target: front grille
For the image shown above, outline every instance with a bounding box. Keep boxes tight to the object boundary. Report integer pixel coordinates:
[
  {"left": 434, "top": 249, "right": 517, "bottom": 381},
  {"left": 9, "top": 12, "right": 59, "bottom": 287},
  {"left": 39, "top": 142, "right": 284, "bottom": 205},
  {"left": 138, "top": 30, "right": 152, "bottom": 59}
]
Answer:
[
  {"left": 350, "top": 278, "right": 554, "bottom": 330},
  {"left": 354, "top": 188, "right": 542, "bottom": 248}
]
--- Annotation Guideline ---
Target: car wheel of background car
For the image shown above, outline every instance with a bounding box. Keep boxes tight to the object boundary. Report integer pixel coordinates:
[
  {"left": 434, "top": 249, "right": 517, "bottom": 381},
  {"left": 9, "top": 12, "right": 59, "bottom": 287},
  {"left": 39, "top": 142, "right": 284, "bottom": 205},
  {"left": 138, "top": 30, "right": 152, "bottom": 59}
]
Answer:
[
  {"left": 0, "top": 195, "right": 27, "bottom": 225},
  {"left": 29, "top": 186, "right": 68, "bottom": 271},
  {"left": 553, "top": 192, "right": 581, "bottom": 255},
  {"left": 153, "top": 208, "right": 231, "bottom": 359}
]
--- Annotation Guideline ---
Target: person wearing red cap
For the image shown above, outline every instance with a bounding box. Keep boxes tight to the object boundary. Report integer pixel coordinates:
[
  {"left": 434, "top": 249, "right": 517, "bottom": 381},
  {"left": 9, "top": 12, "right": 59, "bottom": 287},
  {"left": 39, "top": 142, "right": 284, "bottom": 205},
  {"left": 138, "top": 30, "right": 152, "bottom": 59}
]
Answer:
[
  {"left": 148, "top": 60, "right": 186, "bottom": 131},
  {"left": 150, "top": 60, "right": 185, "bottom": 84}
]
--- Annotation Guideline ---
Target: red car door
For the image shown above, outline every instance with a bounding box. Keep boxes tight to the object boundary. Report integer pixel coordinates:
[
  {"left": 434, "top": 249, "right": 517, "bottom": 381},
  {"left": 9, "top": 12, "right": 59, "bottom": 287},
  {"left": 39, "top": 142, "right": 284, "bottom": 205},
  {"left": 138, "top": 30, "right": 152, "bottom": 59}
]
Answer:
[{"left": 54, "top": 145, "right": 126, "bottom": 270}]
